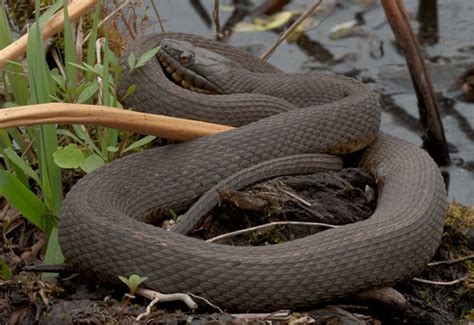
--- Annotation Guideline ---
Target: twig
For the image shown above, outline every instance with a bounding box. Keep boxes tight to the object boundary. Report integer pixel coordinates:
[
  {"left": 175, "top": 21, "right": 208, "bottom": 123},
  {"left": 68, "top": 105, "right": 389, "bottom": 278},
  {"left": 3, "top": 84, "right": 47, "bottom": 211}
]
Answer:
[
  {"left": 137, "top": 288, "right": 198, "bottom": 309},
  {"left": 150, "top": 0, "right": 165, "bottom": 32},
  {"left": 76, "top": 16, "right": 84, "bottom": 65},
  {"left": 276, "top": 181, "right": 312, "bottom": 207},
  {"left": 381, "top": 0, "right": 450, "bottom": 165},
  {"left": 188, "top": 292, "right": 224, "bottom": 313},
  {"left": 232, "top": 310, "right": 291, "bottom": 321},
  {"left": 357, "top": 287, "right": 407, "bottom": 306},
  {"left": 260, "top": 0, "right": 322, "bottom": 60},
  {"left": 303, "top": 3, "right": 336, "bottom": 33},
  {"left": 428, "top": 254, "right": 474, "bottom": 267},
  {"left": 22, "top": 264, "right": 72, "bottom": 273},
  {"left": 412, "top": 275, "right": 469, "bottom": 286},
  {"left": 82, "top": 0, "right": 131, "bottom": 45},
  {"left": 0, "top": 0, "right": 98, "bottom": 69},
  {"left": 95, "top": 38, "right": 105, "bottom": 105},
  {"left": 206, "top": 221, "right": 337, "bottom": 243},
  {"left": 30, "top": 236, "right": 48, "bottom": 256},
  {"left": 112, "top": 0, "right": 137, "bottom": 39},
  {"left": 0, "top": 202, "right": 11, "bottom": 222},
  {"left": 135, "top": 296, "right": 160, "bottom": 322},
  {"left": 212, "top": 0, "right": 226, "bottom": 41},
  {"left": 50, "top": 48, "right": 67, "bottom": 79}
]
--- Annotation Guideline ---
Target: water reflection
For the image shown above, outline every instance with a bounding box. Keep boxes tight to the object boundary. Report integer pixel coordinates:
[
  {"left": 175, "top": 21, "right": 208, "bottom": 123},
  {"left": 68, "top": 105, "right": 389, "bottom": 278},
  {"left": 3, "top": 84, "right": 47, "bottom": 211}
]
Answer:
[
  {"left": 417, "top": 0, "right": 439, "bottom": 45},
  {"left": 137, "top": 0, "right": 473, "bottom": 204}
]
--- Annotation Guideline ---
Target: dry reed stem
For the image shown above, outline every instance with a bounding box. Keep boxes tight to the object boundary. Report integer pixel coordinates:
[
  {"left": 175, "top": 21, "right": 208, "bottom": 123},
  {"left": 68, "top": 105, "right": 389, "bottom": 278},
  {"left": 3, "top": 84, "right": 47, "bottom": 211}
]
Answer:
[
  {"left": 0, "top": 103, "right": 234, "bottom": 141},
  {"left": 0, "top": 0, "right": 98, "bottom": 69},
  {"left": 260, "top": 0, "right": 322, "bottom": 60}
]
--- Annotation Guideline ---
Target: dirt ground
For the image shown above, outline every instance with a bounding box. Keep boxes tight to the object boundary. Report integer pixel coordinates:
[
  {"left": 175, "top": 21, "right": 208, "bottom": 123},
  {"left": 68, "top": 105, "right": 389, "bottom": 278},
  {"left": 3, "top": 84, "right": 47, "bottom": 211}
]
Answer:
[{"left": 1, "top": 169, "right": 473, "bottom": 324}]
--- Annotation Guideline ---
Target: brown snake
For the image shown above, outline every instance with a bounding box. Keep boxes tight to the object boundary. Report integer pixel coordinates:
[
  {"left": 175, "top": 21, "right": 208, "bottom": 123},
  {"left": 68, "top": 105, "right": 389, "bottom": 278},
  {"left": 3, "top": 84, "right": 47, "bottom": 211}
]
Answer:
[{"left": 58, "top": 33, "right": 447, "bottom": 310}]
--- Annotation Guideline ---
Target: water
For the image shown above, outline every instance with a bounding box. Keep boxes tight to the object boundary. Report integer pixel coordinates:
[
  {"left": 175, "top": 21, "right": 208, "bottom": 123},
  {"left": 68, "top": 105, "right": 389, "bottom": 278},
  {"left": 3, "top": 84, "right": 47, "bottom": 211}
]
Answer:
[{"left": 137, "top": 0, "right": 474, "bottom": 204}]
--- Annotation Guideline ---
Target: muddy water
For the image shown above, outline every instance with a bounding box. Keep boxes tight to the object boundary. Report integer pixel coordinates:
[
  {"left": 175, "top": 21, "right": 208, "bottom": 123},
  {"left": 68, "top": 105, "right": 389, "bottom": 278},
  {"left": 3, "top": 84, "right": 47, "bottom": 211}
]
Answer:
[{"left": 138, "top": 0, "right": 474, "bottom": 204}]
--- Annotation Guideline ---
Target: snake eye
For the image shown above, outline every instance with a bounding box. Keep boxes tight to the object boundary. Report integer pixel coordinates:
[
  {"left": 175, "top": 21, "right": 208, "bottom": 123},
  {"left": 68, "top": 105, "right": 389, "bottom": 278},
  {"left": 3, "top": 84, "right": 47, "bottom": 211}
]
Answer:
[{"left": 179, "top": 53, "right": 191, "bottom": 65}]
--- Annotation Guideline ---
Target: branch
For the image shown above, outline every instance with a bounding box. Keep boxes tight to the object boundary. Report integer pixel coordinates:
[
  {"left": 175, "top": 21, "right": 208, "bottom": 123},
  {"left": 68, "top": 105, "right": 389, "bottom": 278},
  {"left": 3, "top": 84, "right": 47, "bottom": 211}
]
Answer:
[
  {"left": 0, "top": 103, "right": 233, "bottom": 141},
  {"left": 412, "top": 275, "right": 469, "bottom": 286},
  {"left": 381, "top": 0, "right": 450, "bottom": 165},
  {"left": 150, "top": 0, "right": 165, "bottom": 32},
  {"left": 427, "top": 254, "right": 474, "bottom": 267},
  {"left": 0, "top": 0, "right": 98, "bottom": 69},
  {"left": 137, "top": 288, "right": 198, "bottom": 309},
  {"left": 206, "top": 221, "right": 337, "bottom": 243},
  {"left": 260, "top": 0, "right": 322, "bottom": 60}
]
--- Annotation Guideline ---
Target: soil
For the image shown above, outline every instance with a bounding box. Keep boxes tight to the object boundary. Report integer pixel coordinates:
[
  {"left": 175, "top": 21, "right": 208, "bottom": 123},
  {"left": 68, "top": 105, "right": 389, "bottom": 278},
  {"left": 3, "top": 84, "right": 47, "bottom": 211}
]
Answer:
[{"left": 1, "top": 169, "right": 473, "bottom": 324}]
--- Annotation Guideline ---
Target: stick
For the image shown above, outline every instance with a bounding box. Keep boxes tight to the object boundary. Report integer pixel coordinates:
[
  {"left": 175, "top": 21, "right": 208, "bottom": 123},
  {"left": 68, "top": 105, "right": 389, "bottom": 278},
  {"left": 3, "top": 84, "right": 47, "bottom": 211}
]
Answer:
[
  {"left": 0, "top": 103, "right": 234, "bottom": 142},
  {"left": 381, "top": 0, "right": 450, "bottom": 166},
  {"left": 112, "top": 0, "right": 136, "bottom": 39},
  {"left": 412, "top": 275, "right": 469, "bottom": 286},
  {"left": 0, "top": 0, "right": 98, "bottom": 69},
  {"left": 150, "top": 0, "right": 165, "bottom": 32},
  {"left": 428, "top": 254, "right": 474, "bottom": 267},
  {"left": 212, "top": 0, "right": 226, "bottom": 41},
  {"left": 206, "top": 221, "right": 337, "bottom": 243},
  {"left": 137, "top": 288, "right": 198, "bottom": 309},
  {"left": 260, "top": 0, "right": 322, "bottom": 60}
]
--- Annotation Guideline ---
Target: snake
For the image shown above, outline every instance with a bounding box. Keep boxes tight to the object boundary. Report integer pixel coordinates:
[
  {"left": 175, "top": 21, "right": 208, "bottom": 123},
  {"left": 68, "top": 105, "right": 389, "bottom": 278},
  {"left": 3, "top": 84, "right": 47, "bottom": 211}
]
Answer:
[{"left": 58, "top": 33, "right": 447, "bottom": 311}]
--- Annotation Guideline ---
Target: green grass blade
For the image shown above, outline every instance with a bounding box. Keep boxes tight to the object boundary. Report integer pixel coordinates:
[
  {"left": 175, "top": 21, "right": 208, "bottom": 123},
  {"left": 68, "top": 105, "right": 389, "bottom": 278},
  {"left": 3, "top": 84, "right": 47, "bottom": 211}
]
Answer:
[
  {"left": 0, "top": 130, "right": 28, "bottom": 185},
  {"left": 3, "top": 148, "right": 41, "bottom": 186},
  {"left": 0, "top": 4, "right": 28, "bottom": 105},
  {"left": 6, "top": 128, "right": 29, "bottom": 154},
  {"left": 72, "top": 125, "right": 104, "bottom": 159},
  {"left": 100, "top": 40, "right": 118, "bottom": 160},
  {"left": 63, "top": 0, "right": 77, "bottom": 92},
  {"left": 27, "top": 1, "right": 64, "bottom": 268},
  {"left": 28, "top": 1, "right": 63, "bottom": 216},
  {"left": 77, "top": 81, "right": 100, "bottom": 104},
  {"left": 0, "top": 256, "right": 12, "bottom": 280},
  {"left": 43, "top": 227, "right": 64, "bottom": 276},
  {"left": 122, "top": 135, "right": 156, "bottom": 153},
  {"left": 0, "top": 170, "right": 50, "bottom": 232},
  {"left": 85, "top": 0, "right": 102, "bottom": 81}
]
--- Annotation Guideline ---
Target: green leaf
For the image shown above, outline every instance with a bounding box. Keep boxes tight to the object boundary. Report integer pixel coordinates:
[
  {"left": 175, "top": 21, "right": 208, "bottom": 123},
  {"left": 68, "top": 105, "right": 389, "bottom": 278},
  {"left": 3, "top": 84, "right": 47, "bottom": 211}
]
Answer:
[
  {"left": 3, "top": 148, "right": 41, "bottom": 186},
  {"left": 28, "top": 0, "right": 63, "bottom": 216},
  {"left": 127, "top": 52, "right": 136, "bottom": 70},
  {"left": 53, "top": 144, "right": 84, "bottom": 169},
  {"left": 119, "top": 274, "right": 148, "bottom": 295},
  {"left": 122, "top": 135, "right": 156, "bottom": 153},
  {"left": 72, "top": 125, "right": 103, "bottom": 158},
  {"left": 0, "top": 256, "right": 12, "bottom": 280},
  {"left": 42, "top": 227, "right": 64, "bottom": 277},
  {"left": 0, "top": 5, "right": 28, "bottom": 105},
  {"left": 80, "top": 154, "right": 105, "bottom": 173},
  {"left": 120, "top": 84, "right": 136, "bottom": 101},
  {"left": 63, "top": 0, "right": 77, "bottom": 90},
  {"left": 38, "top": 1, "right": 63, "bottom": 27},
  {"left": 57, "top": 129, "right": 84, "bottom": 144},
  {"left": 77, "top": 82, "right": 100, "bottom": 104},
  {"left": 50, "top": 68, "right": 66, "bottom": 92},
  {"left": 85, "top": 0, "right": 101, "bottom": 81},
  {"left": 0, "top": 170, "right": 49, "bottom": 231},
  {"left": 135, "top": 46, "right": 160, "bottom": 69},
  {"left": 107, "top": 146, "right": 119, "bottom": 153},
  {"left": 68, "top": 62, "right": 91, "bottom": 72}
]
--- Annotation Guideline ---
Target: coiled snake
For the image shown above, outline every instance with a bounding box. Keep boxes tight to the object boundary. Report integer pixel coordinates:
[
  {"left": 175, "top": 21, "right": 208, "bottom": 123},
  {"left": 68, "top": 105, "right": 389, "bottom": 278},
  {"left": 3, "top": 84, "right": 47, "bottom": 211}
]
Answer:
[{"left": 59, "top": 33, "right": 447, "bottom": 310}]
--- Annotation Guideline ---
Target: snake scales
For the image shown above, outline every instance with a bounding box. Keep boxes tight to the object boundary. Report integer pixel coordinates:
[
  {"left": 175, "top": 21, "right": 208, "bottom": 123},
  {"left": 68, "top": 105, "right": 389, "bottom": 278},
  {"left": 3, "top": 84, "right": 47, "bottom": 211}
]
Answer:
[{"left": 59, "top": 33, "right": 447, "bottom": 310}]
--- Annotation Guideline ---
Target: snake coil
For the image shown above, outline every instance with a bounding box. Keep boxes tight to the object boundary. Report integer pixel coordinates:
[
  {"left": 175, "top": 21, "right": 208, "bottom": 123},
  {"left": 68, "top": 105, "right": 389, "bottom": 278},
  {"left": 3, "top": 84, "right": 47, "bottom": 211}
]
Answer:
[{"left": 59, "top": 33, "right": 446, "bottom": 310}]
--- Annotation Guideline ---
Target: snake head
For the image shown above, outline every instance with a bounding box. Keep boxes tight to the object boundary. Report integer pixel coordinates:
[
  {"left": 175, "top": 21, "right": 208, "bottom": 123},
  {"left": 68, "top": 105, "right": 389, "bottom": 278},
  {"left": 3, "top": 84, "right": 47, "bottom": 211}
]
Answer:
[{"left": 157, "top": 38, "right": 236, "bottom": 94}]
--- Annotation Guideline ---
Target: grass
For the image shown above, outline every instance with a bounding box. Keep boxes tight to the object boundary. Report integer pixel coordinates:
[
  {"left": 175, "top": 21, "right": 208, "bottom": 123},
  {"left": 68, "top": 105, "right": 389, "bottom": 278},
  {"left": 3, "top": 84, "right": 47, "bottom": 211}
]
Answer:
[{"left": 0, "top": 0, "right": 157, "bottom": 279}]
